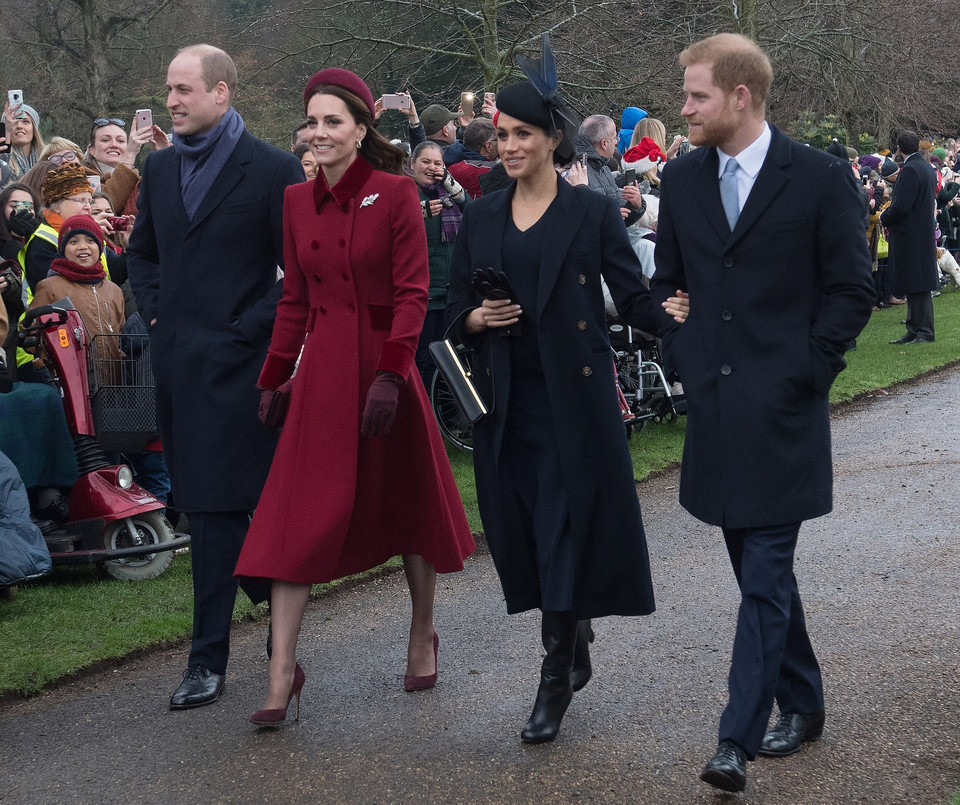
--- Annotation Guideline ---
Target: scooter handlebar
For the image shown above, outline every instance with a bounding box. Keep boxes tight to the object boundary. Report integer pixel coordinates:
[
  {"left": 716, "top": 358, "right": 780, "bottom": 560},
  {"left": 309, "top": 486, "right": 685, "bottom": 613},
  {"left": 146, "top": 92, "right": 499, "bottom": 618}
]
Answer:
[{"left": 21, "top": 304, "right": 70, "bottom": 328}]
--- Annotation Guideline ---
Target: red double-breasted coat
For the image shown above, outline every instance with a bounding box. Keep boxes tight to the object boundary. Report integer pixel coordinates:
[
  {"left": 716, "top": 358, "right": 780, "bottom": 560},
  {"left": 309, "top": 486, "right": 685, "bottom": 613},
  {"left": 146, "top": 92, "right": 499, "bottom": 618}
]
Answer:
[{"left": 235, "top": 156, "right": 474, "bottom": 584}]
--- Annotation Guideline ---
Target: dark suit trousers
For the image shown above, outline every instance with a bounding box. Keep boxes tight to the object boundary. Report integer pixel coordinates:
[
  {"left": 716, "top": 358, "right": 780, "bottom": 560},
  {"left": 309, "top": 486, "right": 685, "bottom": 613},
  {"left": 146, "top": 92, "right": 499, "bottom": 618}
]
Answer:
[
  {"left": 718, "top": 522, "right": 824, "bottom": 758},
  {"left": 905, "top": 292, "right": 935, "bottom": 339},
  {"left": 187, "top": 511, "right": 270, "bottom": 674}
]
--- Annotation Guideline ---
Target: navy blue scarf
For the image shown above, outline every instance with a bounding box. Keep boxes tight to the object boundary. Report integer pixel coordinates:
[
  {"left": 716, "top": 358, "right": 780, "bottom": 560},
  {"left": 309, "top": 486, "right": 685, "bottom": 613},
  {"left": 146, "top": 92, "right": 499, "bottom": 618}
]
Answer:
[{"left": 173, "top": 107, "right": 245, "bottom": 220}]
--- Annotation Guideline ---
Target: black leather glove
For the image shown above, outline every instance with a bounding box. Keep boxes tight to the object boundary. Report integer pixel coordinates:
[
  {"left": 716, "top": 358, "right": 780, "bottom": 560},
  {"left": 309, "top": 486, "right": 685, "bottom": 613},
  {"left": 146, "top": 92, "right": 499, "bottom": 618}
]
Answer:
[
  {"left": 8, "top": 208, "right": 41, "bottom": 239},
  {"left": 360, "top": 372, "right": 403, "bottom": 437},
  {"left": 471, "top": 267, "right": 519, "bottom": 301}
]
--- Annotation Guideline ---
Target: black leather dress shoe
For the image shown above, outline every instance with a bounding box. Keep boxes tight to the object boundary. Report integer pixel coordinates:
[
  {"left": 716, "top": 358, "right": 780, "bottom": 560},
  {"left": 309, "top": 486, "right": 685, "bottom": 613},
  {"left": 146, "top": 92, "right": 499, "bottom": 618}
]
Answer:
[
  {"left": 909, "top": 335, "right": 935, "bottom": 343},
  {"left": 759, "top": 709, "right": 825, "bottom": 757},
  {"left": 170, "top": 665, "right": 224, "bottom": 710},
  {"left": 700, "top": 740, "right": 746, "bottom": 793},
  {"left": 889, "top": 334, "right": 914, "bottom": 344}
]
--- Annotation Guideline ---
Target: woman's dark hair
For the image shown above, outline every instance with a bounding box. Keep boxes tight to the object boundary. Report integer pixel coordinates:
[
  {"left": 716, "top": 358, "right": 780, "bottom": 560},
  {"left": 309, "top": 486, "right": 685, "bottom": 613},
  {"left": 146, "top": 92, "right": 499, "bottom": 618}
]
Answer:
[
  {"left": 0, "top": 182, "right": 42, "bottom": 241},
  {"left": 292, "top": 142, "right": 313, "bottom": 161},
  {"left": 411, "top": 141, "right": 444, "bottom": 162},
  {"left": 307, "top": 85, "right": 406, "bottom": 175}
]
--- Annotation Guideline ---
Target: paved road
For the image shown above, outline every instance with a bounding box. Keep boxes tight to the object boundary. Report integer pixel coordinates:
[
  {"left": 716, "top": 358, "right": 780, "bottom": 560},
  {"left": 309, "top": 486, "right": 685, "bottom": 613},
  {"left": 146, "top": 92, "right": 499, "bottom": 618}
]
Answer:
[{"left": 2, "top": 370, "right": 959, "bottom": 805}]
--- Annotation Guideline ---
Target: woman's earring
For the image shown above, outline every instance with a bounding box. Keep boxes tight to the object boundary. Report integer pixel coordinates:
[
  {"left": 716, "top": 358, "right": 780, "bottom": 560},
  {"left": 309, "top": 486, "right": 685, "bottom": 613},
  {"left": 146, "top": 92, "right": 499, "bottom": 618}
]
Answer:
[{"left": 356, "top": 140, "right": 362, "bottom": 150}]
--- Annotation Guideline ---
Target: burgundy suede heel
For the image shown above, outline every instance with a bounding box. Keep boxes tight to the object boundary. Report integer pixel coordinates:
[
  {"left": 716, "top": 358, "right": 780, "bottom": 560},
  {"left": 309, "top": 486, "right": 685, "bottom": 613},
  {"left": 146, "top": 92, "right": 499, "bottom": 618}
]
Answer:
[
  {"left": 250, "top": 663, "right": 305, "bottom": 727},
  {"left": 404, "top": 632, "right": 439, "bottom": 692}
]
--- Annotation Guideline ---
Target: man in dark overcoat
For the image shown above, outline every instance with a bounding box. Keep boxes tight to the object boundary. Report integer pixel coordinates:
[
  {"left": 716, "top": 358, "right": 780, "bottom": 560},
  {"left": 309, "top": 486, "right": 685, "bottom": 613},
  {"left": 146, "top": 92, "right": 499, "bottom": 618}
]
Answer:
[
  {"left": 881, "top": 130, "right": 939, "bottom": 344},
  {"left": 650, "top": 34, "right": 874, "bottom": 793},
  {"left": 127, "top": 44, "right": 303, "bottom": 710}
]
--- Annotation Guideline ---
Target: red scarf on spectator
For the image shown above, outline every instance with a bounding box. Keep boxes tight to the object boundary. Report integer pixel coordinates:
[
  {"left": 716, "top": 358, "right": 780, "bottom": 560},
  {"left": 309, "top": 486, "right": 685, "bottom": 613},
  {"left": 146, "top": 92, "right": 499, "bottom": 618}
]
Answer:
[{"left": 48, "top": 257, "right": 106, "bottom": 284}]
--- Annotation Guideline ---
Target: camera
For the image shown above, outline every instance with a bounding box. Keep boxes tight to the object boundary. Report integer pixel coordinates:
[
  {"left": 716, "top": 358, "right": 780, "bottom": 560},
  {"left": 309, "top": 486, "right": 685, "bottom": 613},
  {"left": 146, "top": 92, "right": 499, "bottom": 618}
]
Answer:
[
  {"left": 106, "top": 216, "right": 128, "bottom": 231},
  {"left": 440, "top": 196, "right": 455, "bottom": 209}
]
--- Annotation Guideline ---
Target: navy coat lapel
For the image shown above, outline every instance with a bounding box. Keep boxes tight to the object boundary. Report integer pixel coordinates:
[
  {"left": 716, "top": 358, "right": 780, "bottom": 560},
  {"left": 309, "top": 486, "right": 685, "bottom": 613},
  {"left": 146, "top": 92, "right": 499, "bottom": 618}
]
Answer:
[
  {"left": 537, "top": 179, "right": 588, "bottom": 319},
  {"left": 729, "top": 126, "right": 791, "bottom": 246},
  {"left": 690, "top": 147, "right": 731, "bottom": 242}
]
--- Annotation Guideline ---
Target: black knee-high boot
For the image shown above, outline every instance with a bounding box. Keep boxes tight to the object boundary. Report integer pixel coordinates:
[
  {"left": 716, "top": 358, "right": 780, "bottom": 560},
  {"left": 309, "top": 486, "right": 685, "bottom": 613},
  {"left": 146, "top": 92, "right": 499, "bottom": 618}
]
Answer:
[
  {"left": 570, "top": 619, "right": 595, "bottom": 692},
  {"left": 521, "top": 610, "right": 578, "bottom": 743}
]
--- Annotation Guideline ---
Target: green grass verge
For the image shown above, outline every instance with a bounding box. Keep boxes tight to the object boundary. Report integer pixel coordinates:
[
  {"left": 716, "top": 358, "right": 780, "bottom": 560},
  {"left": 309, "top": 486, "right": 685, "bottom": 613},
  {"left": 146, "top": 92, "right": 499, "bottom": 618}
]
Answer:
[{"left": 2, "top": 290, "right": 959, "bottom": 697}]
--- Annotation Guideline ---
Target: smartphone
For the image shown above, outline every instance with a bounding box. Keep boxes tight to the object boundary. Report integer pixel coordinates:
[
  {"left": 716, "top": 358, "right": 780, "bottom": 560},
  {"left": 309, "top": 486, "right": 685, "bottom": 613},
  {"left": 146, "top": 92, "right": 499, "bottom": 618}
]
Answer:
[
  {"left": 381, "top": 94, "right": 410, "bottom": 110},
  {"left": 88, "top": 175, "right": 101, "bottom": 192},
  {"left": 460, "top": 92, "right": 475, "bottom": 113},
  {"left": 0, "top": 119, "right": 5, "bottom": 148},
  {"left": 7, "top": 90, "right": 23, "bottom": 111},
  {"left": 135, "top": 109, "right": 153, "bottom": 131},
  {"left": 625, "top": 169, "right": 637, "bottom": 185}
]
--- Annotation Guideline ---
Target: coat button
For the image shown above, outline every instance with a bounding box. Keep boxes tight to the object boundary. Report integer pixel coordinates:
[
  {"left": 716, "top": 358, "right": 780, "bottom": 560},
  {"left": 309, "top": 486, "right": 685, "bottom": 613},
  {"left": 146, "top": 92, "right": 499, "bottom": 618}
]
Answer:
[
  {"left": 319, "top": 305, "right": 327, "bottom": 314},
  {"left": 486, "top": 367, "right": 491, "bottom": 376},
  {"left": 723, "top": 256, "right": 734, "bottom": 268},
  {"left": 721, "top": 309, "right": 732, "bottom": 321},
  {"left": 347, "top": 303, "right": 355, "bottom": 313},
  {"left": 578, "top": 274, "right": 587, "bottom": 285},
  {"left": 720, "top": 364, "right": 732, "bottom": 375},
  {"left": 341, "top": 272, "right": 349, "bottom": 281},
  {"left": 577, "top": 320, "right": 587, "bottom": 331},
  {"left": 313, "top": 273, "right": 321, "bottom": 282},
  {"left": 311, "top": 240, "right": 319, "bottom": 250},
  {"left": 338, "top": 238, "right": 346, "bottom": 247},
  {"left": 582, "top": 366, "right": 592, "bottom": 376}
]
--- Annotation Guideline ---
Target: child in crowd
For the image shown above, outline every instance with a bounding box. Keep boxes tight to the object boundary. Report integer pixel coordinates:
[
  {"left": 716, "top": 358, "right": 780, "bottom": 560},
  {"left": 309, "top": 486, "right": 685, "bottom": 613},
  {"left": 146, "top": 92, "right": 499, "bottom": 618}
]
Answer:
[{"left": 28, "top": 214, "right": 125, "bottom": 370}]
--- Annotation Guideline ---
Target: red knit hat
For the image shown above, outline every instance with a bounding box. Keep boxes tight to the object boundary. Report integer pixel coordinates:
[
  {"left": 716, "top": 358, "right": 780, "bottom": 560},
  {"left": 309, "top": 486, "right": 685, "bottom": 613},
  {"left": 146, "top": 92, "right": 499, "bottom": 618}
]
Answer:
[
  {"left": 303, "top": 68, "right": 375, "bottom": 117},
  {"left": 58, "top": 214, "right": 105, "bottom": 257}
]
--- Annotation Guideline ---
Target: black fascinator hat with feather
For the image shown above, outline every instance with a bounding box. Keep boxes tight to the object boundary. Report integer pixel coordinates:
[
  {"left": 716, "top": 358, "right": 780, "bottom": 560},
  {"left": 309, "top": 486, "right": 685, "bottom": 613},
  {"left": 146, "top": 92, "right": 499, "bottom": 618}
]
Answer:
[{"left": 495, "top": 34, "right": 579, "bottom": 164}]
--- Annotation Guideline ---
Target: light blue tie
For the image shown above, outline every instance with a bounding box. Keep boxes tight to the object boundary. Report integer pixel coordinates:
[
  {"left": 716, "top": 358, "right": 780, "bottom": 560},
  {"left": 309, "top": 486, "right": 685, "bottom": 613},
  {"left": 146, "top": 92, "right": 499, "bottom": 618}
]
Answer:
[{"left": 720, "top": 157, "right": 740, "bottom": 230}]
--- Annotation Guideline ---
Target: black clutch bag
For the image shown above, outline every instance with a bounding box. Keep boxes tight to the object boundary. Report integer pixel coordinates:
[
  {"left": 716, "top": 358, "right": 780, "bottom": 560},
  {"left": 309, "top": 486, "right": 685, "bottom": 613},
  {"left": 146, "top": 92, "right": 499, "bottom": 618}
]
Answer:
[{"left": 428, "top": 338, "right": 491, "bottom": 424}]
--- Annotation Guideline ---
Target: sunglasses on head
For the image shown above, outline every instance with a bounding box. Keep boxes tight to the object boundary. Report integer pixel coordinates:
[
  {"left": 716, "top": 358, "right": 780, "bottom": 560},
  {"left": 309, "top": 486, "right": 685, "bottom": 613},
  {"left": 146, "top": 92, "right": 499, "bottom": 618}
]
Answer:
[{"left": 93, "top": 118, "right": 126, "bottom": 129}]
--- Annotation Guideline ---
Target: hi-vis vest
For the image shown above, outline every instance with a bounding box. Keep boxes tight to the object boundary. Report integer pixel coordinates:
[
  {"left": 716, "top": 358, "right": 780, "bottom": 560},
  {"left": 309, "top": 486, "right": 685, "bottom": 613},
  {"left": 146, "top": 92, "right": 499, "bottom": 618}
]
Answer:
[{"left": 15, "top": 224, "right": 111, "bottom": 367}]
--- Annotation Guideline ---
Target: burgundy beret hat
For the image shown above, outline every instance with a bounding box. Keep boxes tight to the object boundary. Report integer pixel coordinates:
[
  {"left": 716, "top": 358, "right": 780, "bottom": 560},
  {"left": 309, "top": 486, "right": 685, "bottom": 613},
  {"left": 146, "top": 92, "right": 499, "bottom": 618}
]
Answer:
[{"left": 303, "top": 68, "right": 375, "bottom": 117}]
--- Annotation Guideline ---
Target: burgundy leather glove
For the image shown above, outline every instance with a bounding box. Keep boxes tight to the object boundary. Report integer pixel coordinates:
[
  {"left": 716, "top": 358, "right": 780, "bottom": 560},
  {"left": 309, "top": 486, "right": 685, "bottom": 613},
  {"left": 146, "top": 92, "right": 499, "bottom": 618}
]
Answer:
[
  {"left": 360, "top": 372, "right": 403, "bottom": 437},
  {"left": 258, "top": 380, "right": 293, "bottom": 429}
]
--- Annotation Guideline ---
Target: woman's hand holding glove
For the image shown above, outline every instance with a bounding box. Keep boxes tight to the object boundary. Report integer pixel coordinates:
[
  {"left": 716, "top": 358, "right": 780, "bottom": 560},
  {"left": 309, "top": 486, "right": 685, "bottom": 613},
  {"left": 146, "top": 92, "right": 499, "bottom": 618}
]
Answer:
[
  {"left": 441, "top": 169, "right": 466, "bottom": 201},
  {"left": 361, "top": 372, "right": 404, "bottom": 437}
]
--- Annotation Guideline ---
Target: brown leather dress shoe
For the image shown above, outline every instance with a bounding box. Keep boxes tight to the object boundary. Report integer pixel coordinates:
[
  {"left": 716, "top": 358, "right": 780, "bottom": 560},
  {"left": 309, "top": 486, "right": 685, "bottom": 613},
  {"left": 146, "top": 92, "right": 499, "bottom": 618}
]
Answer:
[{"left": 759, "top": 709, "right": 825, "bottom": 757}]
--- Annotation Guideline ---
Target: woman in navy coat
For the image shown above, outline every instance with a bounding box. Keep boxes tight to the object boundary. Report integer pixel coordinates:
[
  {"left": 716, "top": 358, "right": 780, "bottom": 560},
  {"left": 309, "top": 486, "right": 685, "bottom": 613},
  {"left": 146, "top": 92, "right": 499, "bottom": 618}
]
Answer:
[{"left": 446, "top": 60, "right": 686, "bottom": 743}]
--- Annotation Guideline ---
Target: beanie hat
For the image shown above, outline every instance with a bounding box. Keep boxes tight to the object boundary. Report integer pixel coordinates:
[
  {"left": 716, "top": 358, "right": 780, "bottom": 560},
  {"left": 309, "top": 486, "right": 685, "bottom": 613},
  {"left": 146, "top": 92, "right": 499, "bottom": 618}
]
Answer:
[
  {"left": 58, "top": 214, "right": 105, "bottom": 257},
  {"left": 303, "top": 68, "right": 375, "bottom": 117},
  {"left": 826, "top": 140, "right": 848, "bottom": 160},
  {"left": 42, "top": 163, "right": 92, "bottom": 206},
  {"left": 622, "top": 138, "right": 665, "bottom": 174},
  {"left": 859, "top": 155, "right": 882, "bottom": 172},
  {"left": 8, "top": 103, "right": 40, "bottom": 131},
  {"left": 933, "top": 147, "right": 948, "bottom": 162},
  {"left": 420, "top": 104, "right": 459, "bottom": 137},
  {"left": 845, "top": 146, "right": 858, "bottom": 160},
  {"left": 880, "top": 158, "right": 899, "bottom": 181}
]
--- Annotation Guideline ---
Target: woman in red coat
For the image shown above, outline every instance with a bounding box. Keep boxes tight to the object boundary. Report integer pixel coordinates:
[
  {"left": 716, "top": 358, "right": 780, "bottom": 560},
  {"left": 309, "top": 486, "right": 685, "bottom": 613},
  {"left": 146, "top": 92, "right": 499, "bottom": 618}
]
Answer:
[{"left": 235, "top": 69, "right": 474, "bottom": 726}]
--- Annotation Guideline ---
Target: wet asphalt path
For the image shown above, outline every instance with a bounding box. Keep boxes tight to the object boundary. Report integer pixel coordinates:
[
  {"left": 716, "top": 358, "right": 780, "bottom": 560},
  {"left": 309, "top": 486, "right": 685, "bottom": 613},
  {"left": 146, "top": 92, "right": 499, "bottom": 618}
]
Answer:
[{"left": 2, "top": 369, "right": 959, "bottom": 804}]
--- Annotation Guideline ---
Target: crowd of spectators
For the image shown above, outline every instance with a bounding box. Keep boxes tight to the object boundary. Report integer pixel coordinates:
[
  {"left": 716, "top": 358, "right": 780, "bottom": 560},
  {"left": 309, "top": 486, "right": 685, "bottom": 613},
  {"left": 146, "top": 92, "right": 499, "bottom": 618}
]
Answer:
[{"left": 1, "top": 79, "right": 956, "bottom": 533}]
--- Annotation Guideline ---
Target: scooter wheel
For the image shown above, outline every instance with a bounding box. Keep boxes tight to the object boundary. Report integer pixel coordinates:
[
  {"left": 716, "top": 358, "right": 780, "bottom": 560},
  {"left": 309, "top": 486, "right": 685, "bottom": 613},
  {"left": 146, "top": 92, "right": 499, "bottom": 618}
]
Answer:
[{"left": 101, "top": 512, "right": 176, "bottom": 581}]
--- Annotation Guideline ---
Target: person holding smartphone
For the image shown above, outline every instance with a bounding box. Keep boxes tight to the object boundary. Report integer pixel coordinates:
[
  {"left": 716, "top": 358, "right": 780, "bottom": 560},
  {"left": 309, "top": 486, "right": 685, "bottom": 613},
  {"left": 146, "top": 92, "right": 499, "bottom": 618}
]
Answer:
[{"left": 2, "top": 98, "right": 45, "bottom": 179}]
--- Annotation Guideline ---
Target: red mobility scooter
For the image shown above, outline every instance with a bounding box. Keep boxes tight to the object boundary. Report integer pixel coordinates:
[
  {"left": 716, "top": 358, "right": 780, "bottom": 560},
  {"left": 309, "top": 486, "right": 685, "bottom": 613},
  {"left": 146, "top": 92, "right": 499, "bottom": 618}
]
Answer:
[{"left": 19, "top": 300, "right": 189, "bottom": 580}]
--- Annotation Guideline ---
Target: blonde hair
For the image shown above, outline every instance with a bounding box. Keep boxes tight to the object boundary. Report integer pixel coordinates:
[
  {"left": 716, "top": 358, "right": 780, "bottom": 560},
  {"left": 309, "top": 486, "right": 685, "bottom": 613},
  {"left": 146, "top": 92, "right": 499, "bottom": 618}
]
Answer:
[
  {"left": 630, "top": 118, "right": 667, "bottom": 150},
  {"left": 679, "top": 33, "right": 773, "bottom": 113},
  {"left": 40, "top": 137, "right": 84, "bottom": 162}
]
